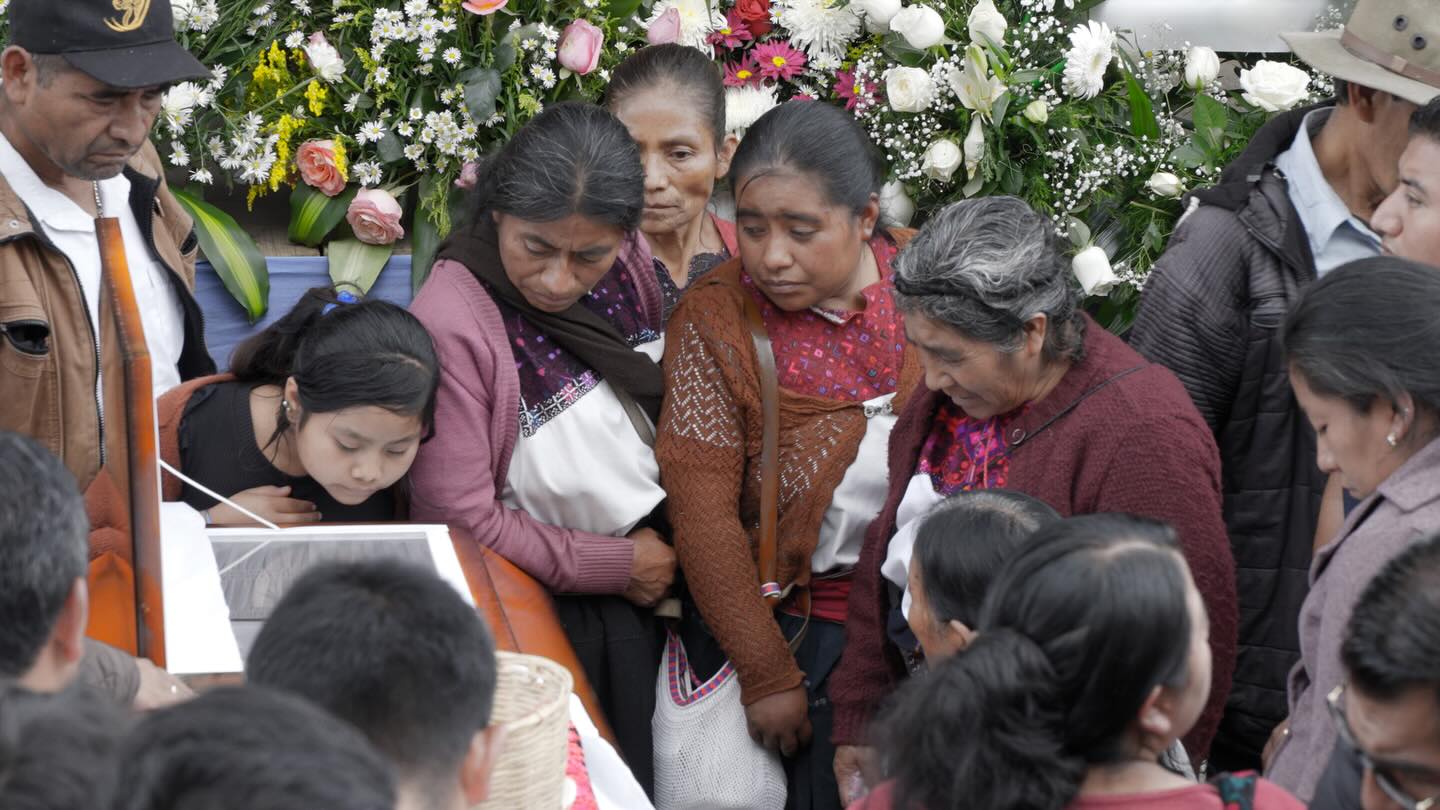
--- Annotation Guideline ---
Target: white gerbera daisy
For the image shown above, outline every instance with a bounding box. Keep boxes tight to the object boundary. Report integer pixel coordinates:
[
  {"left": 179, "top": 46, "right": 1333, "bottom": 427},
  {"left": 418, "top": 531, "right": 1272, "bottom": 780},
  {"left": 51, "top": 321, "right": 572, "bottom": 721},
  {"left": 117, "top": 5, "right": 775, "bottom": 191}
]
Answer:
[
  {"left": 777, "top": 0, "right": 862, "bottom": 58},
  {"left": 1062, "top": 21, "right": 1115, "bottom": 100},
  {"left": 725, "top": 84, "right": 780, "bottom": 137},
  {"left": 644, "top": 0, "right": 725, "bottom": 50}
]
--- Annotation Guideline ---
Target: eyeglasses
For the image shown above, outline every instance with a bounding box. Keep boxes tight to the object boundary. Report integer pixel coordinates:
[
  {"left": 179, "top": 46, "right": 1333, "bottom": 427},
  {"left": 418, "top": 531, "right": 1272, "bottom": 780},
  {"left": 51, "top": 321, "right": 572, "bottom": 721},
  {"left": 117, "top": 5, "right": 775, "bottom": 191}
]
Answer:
[{"left": 1328, "top": 684, "right": 1439, "bottom": 810}]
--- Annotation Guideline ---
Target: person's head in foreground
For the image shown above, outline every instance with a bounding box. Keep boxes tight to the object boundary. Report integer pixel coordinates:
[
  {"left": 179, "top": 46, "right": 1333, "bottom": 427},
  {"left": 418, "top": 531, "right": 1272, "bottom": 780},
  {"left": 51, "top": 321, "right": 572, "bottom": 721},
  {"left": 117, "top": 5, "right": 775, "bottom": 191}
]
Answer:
[
  {"left": 1284, "top": 256, "right": 1440, "bottom": 502},
  {"left": 906, "top": 489, "right": 1060, "bottom": 662},
  {"left": 246, "top": 561, "right": 502, "bottom": 810},
  {"left": 1374, "top": 97, "right": 1440, "bottom": 264},
  {"left": 880, "top": 514, "right": 1216, "bottom": 810},
  {"left": 0, "top": 684, "right": 132, "bottom": 810},
  {"left": 894, "top": 196, "right": 1084, "bottom": 421},
  {"left": 0, "top": 0, "right": 209, "bottom": 183},
  {"left": 464, "top": 100, "right": 644, "bottom": 314},
  {"left": 0, "top": 431, "right": 89, "bottom": 692},
  {"left": 728, "top": 99, "right": 885, "bottom": 313},
  {"left": 110, "top": 685, "right": 396, "bottom": 810},
  {"left": 1336, "top": 531, "right": 1440, "bottom": 810},
  {"left": 228, "top": 287, "right": 441, "bottom": 510}
]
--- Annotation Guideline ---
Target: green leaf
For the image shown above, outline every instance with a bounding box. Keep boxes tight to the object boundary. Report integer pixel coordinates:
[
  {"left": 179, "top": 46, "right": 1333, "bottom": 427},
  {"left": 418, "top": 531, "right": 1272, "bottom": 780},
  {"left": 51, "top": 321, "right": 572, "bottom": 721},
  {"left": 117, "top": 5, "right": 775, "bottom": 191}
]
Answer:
[
  {"left": 881, "top": 32, "right": 928, "bottom": 67},
  {"left": 172, "top": 189, "right": 269, "bottom": 323},
  {"left": 605, "top": 0, "right": 644, "bottom": 21},
  {"left": 492, "top": 38, "right": 518, "bottom": 73},
  {"left": 1125, "top": 72, "right": 1160, "bottom": 140},
  {"left": 288, "top": 185, "right": 359, "bottom": 248},
  {"left": 1192, "top": 94, "right": 1230, "bottom": 156},
  {"left": 327, "top": 238, "right": 394, "bottom": 295},
  {"left": 990, "top": 91, "right": 1011, "bottom": 128},
  {"left": 463, "top": 68, "right": 503, "bottom": 123},
  {"left": 377, "top": 132, "right": 405, "bottom": 163}
]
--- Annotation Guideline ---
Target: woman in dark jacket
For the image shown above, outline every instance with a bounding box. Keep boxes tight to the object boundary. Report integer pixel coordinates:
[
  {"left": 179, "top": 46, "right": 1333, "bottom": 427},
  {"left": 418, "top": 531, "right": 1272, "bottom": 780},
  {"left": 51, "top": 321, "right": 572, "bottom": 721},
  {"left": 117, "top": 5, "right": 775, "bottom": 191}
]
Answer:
[{"left": 829, "top": 197, "right": 1239, "bottom": 803}]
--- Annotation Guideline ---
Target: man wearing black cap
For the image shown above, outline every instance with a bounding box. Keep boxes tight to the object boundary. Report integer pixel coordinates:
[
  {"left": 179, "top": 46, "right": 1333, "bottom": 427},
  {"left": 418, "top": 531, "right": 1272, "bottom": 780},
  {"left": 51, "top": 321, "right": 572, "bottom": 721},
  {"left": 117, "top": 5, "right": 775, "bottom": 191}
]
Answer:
[
  {"left": 0, "top": 0, "right": 215, "bottom": 490},
  {"left": 0, "top": 0, "right": 216, "bottom": 711}
]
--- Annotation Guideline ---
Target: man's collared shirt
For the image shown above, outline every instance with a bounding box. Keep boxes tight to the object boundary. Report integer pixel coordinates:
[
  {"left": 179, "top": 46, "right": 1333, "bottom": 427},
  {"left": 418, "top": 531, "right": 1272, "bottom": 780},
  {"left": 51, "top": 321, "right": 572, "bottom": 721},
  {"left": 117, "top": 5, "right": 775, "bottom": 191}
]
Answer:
[
  {"left": 1274, "top": 108, "right": 1383, "bottom": 278},
  {"left": 0, "top": 132, "right": 184, "bottom": 394}
]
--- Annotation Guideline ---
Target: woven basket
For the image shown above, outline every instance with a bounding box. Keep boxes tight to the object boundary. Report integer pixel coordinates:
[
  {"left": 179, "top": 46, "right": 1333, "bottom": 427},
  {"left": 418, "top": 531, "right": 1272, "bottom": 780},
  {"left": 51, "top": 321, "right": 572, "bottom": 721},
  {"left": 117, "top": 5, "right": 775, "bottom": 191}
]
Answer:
[{"left": 474, "top": 651, "right": 574, "bottom": 810}]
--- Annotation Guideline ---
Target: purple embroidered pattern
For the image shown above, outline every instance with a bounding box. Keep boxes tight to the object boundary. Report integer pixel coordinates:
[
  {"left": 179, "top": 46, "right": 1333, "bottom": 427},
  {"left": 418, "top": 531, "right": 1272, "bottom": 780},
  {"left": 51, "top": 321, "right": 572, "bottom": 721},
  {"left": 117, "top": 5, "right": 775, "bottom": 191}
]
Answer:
[
  {"left": 494, "top": 264, "right": 661, "bottom": 437},
  {"left": 916, "top": 399, "right": 1013, "bottom": 495}
]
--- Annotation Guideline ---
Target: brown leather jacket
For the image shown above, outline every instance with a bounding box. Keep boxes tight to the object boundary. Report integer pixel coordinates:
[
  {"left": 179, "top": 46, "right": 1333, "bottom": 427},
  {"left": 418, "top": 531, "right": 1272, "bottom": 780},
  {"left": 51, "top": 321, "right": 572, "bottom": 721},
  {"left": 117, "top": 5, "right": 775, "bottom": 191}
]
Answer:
[{"left": 0, "top": 140, "right": 213, "bottom": 492}]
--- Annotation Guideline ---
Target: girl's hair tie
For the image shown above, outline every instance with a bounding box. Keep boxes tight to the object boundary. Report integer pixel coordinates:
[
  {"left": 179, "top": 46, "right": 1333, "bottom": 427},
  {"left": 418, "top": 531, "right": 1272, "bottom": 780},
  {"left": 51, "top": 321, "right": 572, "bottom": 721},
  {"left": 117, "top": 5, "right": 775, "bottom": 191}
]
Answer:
[{"left": 322, "top": 289, "right": 361, "bottom": 316}]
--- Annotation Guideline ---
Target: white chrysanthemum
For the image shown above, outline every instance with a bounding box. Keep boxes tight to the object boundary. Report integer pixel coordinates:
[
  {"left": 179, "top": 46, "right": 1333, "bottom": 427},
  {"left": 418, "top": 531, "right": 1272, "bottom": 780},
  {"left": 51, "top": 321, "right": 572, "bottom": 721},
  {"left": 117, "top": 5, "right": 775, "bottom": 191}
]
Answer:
[
  {"left": 645, "top": 0, "right": 725, "bottom": 50},
  {"left": 725, "top": 85, "right": 780, "bottom": 137},
  {"left": 777, "top": 0, "right": 862, "bottom": 58},
  {"left": 1061, "top": 21, "right": 1115, "bottom": 100},
  {"left": 285, "top": 31, "right": 305, "bottom": 49}
]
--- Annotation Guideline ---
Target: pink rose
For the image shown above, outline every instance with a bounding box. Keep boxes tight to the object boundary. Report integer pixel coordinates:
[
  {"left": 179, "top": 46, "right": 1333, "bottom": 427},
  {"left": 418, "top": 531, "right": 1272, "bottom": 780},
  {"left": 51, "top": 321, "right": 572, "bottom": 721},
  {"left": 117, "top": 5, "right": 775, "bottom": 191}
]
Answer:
[
  {"left": 455, "top": 161, "right": 481, "bottom": 190},
  {"left": 461, "top": 0, "right": 508, "bottom": 14},
  {"left": 346, "top": 189, "right": 405, "bottom": 245},
  {"left": 558, "top": 19, "right": 603, "bottom": 75},
  {"left": 646, "top": 7, "right": 681, "bottom": 45},
  {"left": 296, "top": 139, "right": 346, "bottom": 197}
]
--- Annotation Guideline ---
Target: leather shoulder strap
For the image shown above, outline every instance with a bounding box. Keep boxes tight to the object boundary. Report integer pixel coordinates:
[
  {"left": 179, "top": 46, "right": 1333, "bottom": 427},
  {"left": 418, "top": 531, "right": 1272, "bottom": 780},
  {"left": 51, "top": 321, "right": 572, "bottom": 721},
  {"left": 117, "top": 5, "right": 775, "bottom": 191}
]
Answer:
[{"left": 741, "top": 290, "right": 783, "bottom": 609}]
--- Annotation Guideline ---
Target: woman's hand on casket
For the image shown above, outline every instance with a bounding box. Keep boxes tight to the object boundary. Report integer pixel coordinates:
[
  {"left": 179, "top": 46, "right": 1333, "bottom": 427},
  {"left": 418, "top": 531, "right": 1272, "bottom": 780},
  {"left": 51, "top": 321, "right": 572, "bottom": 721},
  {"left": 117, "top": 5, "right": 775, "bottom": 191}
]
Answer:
[
  {"left": 746, "top": 685, "right": 812, "bottom": 757},
  {"left": 622, "top": 527, "right": 676, "bottom": 607},
  {"left": 207, "top": 485, "right": 321, "bottom": 526}
]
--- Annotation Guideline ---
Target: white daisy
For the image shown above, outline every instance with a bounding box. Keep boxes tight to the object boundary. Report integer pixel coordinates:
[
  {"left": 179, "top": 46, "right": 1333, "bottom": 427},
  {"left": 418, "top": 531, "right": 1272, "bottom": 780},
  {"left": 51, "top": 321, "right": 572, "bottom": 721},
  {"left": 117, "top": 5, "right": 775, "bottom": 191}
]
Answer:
[
  {"left": 442, "top": 47, "right": 462, "bottom": 66},
  {"left": 169, "top": 144, "right": 190, "bottom": 167},
  {"left": 404, "top": 143, "right": 425, "bottom": 160},
  {"left": 357, "top": 121, "right": 387, "bottom": 143},
  {"left": 725, "top": 84, "right": 780, "bottom": 137},
  {"left": 344, "top": 93, "right": 363, "bottom": 113},
  {"left": 353, "top": 162, "right": 384, "bottom": 186},
  {"left": 1062, "top": 21, "right": 1115, "bottom": 100},
  {"left": 373, "top": 66, "right": 392, "bottom": 85},
  {"left": 644, "top": 0, "right": 725, "bottom": 50},
  {"left": 284, "top": 31, "right": 305, "bottom": 50},
  {"left": 776, "top": 0, "right": 861, "bottom": 58},
  {"left": 189, "top": 168, "right": 214, "bottom": 184}
]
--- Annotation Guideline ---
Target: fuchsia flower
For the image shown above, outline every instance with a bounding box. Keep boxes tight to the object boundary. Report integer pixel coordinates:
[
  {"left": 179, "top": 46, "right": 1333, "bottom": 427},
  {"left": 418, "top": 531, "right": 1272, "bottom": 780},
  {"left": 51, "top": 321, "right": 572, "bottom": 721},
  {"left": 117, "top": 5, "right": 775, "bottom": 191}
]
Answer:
[
  {"left": 707, "top": 9, "right": 755, "bottom": 50},
  {"left": 835, "top": 68, "right": 881, "bottom": 111},
  {"left": 753, "top": 40, "right": 806, "bottom": 81},
  {"left": 723, "top": 57, "right": 762, "bottom": 87}
]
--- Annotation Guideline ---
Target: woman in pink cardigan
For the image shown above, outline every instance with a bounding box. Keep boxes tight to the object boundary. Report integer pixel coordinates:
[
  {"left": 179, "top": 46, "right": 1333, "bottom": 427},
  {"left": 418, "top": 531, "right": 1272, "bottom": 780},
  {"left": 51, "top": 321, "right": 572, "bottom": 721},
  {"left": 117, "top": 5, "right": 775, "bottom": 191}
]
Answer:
[{"left": 407, "top": 103, "right": 674, "bottom": 793}]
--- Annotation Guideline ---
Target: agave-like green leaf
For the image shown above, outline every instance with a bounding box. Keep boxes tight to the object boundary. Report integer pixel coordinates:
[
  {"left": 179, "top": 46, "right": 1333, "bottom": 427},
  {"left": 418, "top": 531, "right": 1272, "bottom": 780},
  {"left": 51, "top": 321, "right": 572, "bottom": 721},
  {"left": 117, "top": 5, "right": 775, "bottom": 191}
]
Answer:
[
  {"left": 289, "top": 184, "right": 359, "bottom": 248},
  {"left": 172, "top": 188, "right": 269, "bottom": 323},
  {"left": 327, "top": 237, "right": 394, "bottom": 295}
]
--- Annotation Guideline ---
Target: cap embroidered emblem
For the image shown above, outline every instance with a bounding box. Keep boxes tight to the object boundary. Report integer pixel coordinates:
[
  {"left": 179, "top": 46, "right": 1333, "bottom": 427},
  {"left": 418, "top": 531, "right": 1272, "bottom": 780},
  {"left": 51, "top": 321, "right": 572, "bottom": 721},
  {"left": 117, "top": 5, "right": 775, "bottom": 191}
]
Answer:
[{"left": 104, "top": 0, "right": 152, "bottom": 33}]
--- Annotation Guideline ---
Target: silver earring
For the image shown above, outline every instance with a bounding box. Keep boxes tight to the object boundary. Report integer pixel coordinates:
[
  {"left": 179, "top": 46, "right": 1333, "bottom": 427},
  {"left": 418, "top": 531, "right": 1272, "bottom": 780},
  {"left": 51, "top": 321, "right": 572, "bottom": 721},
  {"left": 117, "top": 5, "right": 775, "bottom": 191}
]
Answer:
[
  {"left": 1386, "top": 432, "right": 1399, "bottom": 448},
  {"left": 282, "top": 400, "right": 292, "bottom": 413}
]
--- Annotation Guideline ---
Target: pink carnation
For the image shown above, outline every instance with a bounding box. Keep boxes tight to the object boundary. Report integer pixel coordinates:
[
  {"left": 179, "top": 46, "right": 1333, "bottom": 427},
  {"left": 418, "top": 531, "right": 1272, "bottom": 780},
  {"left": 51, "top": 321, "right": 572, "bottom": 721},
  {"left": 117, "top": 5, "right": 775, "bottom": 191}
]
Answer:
[
  {"left": 346, "top": 189, "right": 405, "bottom": 246},
  {"left": 296, "top": 139, "right": 346, "bottom": 197}
]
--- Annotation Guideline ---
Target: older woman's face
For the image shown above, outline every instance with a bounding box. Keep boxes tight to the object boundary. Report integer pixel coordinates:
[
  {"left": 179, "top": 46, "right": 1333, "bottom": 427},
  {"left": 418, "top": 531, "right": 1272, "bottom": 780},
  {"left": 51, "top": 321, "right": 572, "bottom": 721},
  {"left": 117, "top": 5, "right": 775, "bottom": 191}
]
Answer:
[
  {"left": 903, "top": 311, "right": 1046, "bottom": 420},
  {"left": 1290, "top": 368, "right": 1407, "bottom": 500},
  {"left": 494, "top": 211, "right": 626, "bottom": 313},
  {"left": 734, "top": 170, "right": 880, "bottom": 312},
  {"left": 612, "top": 87, "right": 735, "bottom": 240}
]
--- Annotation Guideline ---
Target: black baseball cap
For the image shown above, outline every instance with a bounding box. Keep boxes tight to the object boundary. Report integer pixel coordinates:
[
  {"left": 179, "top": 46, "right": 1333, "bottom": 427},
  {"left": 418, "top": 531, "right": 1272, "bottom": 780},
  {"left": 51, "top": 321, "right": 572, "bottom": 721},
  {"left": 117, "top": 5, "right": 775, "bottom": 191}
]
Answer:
[{"left": 9, "top": 0, "right": 210, "bottom": 89}]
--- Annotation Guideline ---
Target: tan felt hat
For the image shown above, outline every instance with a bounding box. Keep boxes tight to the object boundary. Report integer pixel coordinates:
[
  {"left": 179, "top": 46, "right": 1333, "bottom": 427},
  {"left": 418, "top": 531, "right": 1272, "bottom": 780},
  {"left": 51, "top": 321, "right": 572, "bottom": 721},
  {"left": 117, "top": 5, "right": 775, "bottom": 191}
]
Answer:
[{"left": 1282, "top": 0, "right": 1440, "bottom": 106}]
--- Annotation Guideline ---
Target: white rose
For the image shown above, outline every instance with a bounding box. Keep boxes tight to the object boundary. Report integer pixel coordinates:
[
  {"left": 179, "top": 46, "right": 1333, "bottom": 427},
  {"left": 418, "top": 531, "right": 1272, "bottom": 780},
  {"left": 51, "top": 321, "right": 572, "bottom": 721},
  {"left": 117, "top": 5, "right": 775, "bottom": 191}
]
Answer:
[
  {"left": 853, "top": 0, "right": 902, "bottom": 33},
  {"left": 171, "top": 0, "right": 196, "bottom": 28},
  {"left": 1023, "top": 99, "right": 1048, "bottom": 124},
  {"left": 1239, "top": 60, "right": 1311, "bottom": 112},
  {"left": 1146, "top": 171, "right": 1185, "bottom": 198},
  {"left": 879, "top": 180, "right": 916, "bottom": 227},
  {"left": 890, "top": 5, "right": 947, "bottom": 50},
  {"left": 921, "top": 138, "right": 963, "bottom": 182},
  {"left": 303, "top": 32, "right": 347, "bottom": 84},
  {"left": 1072, "top": 245, "right": 1118, "bottom": 296},
  {"left": 967, "top": 0, "right": 1007, "bottom": 47},
  {"left": 1184, "top": 46, "right": 1220, "bottom": 91},
  {"left": 885, "top": 66, "right": 937, "bottom": 113}
]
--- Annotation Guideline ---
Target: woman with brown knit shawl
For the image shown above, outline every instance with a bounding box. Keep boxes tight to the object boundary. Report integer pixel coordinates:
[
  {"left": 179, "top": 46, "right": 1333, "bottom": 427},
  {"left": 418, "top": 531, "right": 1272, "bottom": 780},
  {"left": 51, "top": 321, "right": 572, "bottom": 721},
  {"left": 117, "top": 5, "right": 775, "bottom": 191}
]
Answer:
[{"left": 656, "top": 100, "right": 920, "bottom": 810}]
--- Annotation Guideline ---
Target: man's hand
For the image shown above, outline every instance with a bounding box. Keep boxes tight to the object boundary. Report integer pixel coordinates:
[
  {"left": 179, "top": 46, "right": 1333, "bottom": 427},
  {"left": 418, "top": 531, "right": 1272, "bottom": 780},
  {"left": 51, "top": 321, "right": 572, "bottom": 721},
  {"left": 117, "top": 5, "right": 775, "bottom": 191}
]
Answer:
[
  {"left": 207, "top": 485, "right": 320, "bottom": 525},
  {"left": 746, "top": 685, "right": 812, "bottom": 757},
  {"left": 622, "top": 528, "right": 676, "bottom": 607},
  {"left": 133, "top": 657, "right": 194, "bottom": 710}
]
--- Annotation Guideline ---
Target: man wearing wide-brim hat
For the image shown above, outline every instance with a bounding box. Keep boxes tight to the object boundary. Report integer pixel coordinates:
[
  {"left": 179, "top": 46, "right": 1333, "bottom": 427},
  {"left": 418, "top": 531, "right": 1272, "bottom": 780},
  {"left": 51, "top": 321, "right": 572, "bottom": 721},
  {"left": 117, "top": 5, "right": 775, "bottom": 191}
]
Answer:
[
  {"left": 0, "top": 0, "right": 217, "bottom": 713},
  {"left": 1128, "top": 0, "right": 1440, "bottom": 793}
]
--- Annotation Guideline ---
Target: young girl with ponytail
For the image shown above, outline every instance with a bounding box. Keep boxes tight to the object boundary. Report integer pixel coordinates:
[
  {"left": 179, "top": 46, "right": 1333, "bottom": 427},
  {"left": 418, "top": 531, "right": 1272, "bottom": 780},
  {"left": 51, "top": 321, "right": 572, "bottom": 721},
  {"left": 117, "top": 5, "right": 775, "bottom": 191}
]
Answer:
[
  {"left": 154, "top": 286, "right": 440, "bottom": 525},
  {"left": 857, "top": 514, "right": 1303, "bottom": 810}
]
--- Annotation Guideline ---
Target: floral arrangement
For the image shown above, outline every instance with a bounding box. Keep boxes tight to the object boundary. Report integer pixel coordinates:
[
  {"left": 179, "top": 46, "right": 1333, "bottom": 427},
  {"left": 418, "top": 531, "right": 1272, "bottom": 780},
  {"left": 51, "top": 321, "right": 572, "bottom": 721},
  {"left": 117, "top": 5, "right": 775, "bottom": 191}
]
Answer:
[{"left": 0, "top": 1, "right": 1335, "bottom": 326}]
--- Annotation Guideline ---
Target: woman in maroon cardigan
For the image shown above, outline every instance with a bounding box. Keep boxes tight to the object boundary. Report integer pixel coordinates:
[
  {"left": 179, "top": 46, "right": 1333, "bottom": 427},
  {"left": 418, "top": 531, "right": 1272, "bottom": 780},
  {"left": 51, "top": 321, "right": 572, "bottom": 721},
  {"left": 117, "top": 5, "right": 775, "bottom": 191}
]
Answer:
[{"left": 829, "top": 197, "right": 1239, "bottom": 803}]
